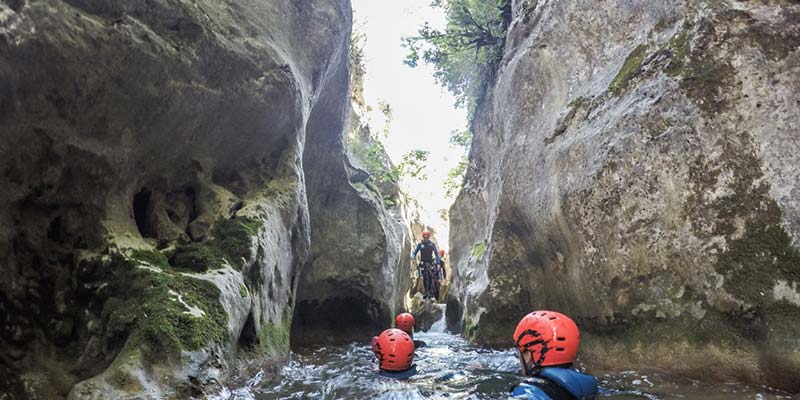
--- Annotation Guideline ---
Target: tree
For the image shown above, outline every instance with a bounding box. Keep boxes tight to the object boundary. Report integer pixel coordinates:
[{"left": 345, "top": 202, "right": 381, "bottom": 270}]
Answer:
[
  {"left": 449, "top": 128, "right": 472, "bottom": 150},
  {"left": 377, "top": 100, "right": 393, "bottom": 138},
  {"left": 404, "top": 0, "right": 511, "bottom": 116},
  {"left": 398, "top": 149, "right": 430, "bottom": 180},
  {"left": 444, "top": 156, "right": 468, "bottom": 198}
]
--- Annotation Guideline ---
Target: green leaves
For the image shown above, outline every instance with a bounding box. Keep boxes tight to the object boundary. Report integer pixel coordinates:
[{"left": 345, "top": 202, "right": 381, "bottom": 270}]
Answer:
[
  {"left": 403, "top": 0, "right": 510, "bottom": 114},
  {"left": 444, "top": 155, "right": 468, "bottom": 198},
  {"left": 449, "top": 128, "right": 472, "bottom": 150},
  {"left": 444, "top": 128, "right": 472, "bottom": 198},
  {"left": 400, "top": 149, "right": 430, "bottom": 180}
]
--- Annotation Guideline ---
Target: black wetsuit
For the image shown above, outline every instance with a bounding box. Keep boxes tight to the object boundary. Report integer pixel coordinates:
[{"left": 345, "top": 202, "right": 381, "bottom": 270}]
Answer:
[{"left": 412, "top": 240, "right": 440, "bottom": 299}]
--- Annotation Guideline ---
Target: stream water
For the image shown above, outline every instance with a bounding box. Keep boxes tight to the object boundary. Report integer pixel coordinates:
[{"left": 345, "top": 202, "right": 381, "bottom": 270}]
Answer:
[{"left": 219, "top": 308, "right": 793, "bottom": 400}]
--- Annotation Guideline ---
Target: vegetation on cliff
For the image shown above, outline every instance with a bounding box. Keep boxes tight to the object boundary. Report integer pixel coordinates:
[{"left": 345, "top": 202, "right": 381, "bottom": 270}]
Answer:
[{"left": 403, "top": 0, "right": 511, "bottom": 116}]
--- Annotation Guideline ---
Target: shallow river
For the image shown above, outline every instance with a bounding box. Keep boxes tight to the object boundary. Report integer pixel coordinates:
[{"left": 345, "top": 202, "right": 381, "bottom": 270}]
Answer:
[{"left": 219, "top": 315, "right": 793, "bottom": 399}]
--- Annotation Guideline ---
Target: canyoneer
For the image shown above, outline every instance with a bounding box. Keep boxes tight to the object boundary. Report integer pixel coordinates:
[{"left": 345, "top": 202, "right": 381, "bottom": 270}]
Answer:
[
  {"left": 395, "top": 312, "right": 426, "bottom": 348},
  {"left": 410, "top": 230, "right": 441, "bottom": 299},
  {"left": 431, "top": 249, "right": 447, "bottom": 301},
  {"left": 371, "top": 328, "right": 417, "bottom": 378},
  {"left": 510, "top": 311, "right": 598, "bottom": 399}
]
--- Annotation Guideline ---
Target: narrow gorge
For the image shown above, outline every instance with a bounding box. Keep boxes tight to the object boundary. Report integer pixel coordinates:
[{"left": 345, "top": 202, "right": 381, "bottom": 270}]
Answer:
[{"left": 1, "top": 0, "right": 799, "bottom": 399}]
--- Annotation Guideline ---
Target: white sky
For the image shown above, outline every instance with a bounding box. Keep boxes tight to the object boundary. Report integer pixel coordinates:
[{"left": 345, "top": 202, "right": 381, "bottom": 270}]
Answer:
[{"left": 351, "top": 0, "right": 468, "bottom": 249}]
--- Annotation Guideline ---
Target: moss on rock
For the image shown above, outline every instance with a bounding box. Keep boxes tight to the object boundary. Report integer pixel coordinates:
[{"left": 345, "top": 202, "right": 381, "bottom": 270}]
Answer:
[
  {"left": 684, "top": 132, "right": 800, "bottom": 309},
  {"left": 257, "top": 308, "right": 292, "bottom": 355},
  {"left": 471, "top": 242, "right": 486, "bottom": 260},
  {"left": 665, "top": 29, "right": 691, "bottom": 76},
  {"left": 170, "top": 217, "right": 262, "bottom": 272},
  {"left": 665, "top": 21, "right": 735, "bottom": 116},
  {"left": 610, "top": 44, "right": 647, "bottom": 95},
  {"left": 99, "top": 252, "right": 229, "bottom": 359},
  {"left": 171, "top": 243, "right": 226, "bottom": 273}
]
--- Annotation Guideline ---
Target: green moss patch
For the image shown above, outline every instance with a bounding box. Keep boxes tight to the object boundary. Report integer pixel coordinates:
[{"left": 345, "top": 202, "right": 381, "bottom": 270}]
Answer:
[
  {"left": 170, "top": 217, "right": 262, "bottom": 272},
  {"left": 665, "top": 29, "right": 691, "bottom": 76},
  {"left": 717, "top": 206, "right": 800, "bottom": 305},
  {"left": 471, "top": 242, "right": 486, "bottom": 260},
  {"left": 665, "top": 22, "right": 734, "bottom": 116},
  {"left": 684, "top": 132, "right": 800, "bottom": 342},
  {"left": 257, "top": 308, "right": 292, "bottom": 355},
  {"left": 100, "top": 253, "right": 228, "bottom": 358},
  {"left": 171, "top": 243, "right": 225, "bottom": 273},
  {"left": 609, "top": 44, "right": 647, "bottom": 95},
  {"left": 264, "top": 177, "right": 296, "bottom": 208},
  {"left": 687, "top": 135, "right": 800, "bottom": 304}
]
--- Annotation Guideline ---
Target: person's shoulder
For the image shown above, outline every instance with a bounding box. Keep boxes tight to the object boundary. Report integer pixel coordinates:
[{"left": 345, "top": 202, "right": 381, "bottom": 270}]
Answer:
[
  {"left": 510, "top": 381, "right": 553, "bottom": 399},
  {"left": 539, "top": 367, "right": 598, "bottom": 399}
]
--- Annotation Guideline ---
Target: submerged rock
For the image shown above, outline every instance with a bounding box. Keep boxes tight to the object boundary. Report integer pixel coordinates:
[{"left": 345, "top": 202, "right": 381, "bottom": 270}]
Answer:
[
  {"left": 408, "top": 294, "right": 443, "bottom": 332},
  {"left": 449, "top": 0, "right": 800, "bottom": 390}
]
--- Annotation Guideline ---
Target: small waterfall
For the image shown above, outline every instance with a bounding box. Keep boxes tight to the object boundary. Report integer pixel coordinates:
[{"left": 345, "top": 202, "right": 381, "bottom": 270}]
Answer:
[{"left": 428, "top": 303, "right": 447, "bottom": 333}]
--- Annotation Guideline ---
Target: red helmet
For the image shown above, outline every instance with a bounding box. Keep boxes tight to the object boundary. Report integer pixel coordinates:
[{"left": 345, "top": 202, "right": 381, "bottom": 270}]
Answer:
[
  {"left": 438, "top": 249, "right": 445, "bottom": 257},
  {"left": 395, "top": 313, "right": 415, "bottom": 334},
  {"left": 372, "top": 329, "right": 415, "bottom": 371},
  {"left": 513, "top": 311, "right": 580, "bottom": 375},
  {"left": 422, "top": 230, "right": 431, "bottom": 239}
]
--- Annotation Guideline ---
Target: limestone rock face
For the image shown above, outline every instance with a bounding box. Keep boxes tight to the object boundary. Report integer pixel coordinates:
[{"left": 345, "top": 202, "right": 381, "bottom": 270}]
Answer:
[
  {"left": 0, "top": 0, "right": 354, "bottom": 398},
  {"left": 449, "top": 0, "right": 800, "bottom": 387},
  {"left": 291, "top": 74, "right": 415, "bottom": 345}
]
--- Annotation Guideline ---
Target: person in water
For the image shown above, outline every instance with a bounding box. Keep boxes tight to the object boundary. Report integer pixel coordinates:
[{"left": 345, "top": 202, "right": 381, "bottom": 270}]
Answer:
[
  {"left": 510, "top": 311, "right": 598, "bottom": 399},
  {"left": 411, "top": 230, "right": 441, "bottom": 299},
  {"left": 395, "top": 312, "right": 426, "bottom": 348},
  {"left": 371, "top": 328, "right": 417, "bottom": 378},
  {"left": 431, "top": 249, "right": 447, "bottom": 300}
]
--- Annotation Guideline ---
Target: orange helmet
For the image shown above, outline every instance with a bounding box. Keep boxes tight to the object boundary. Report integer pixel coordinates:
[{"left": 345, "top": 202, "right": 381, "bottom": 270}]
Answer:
[
  {"left": 438, "top": 249, "right": 445, "bottom": 257},
  {"left": 395, "top": 313, "right": 415, "bottom": 334},
  {"left": 372, "top": 329, "right": 415, "bottom": 371},
  {"left": 513, "top": 311, "right": 580, "bottom": 375},
  {"left": 422, "top": 230, "right": 431, "bottom": 239}
]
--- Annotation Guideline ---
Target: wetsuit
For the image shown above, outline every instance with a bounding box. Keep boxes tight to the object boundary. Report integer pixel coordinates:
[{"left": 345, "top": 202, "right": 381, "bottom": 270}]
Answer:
[
  {"left": 411, "top": 240, "right": 441, "bottom": 299},
  {"left": 510, "top": 367, "right": 598, "bottom": 399},
  {"left": 430, "top": 259, "right": 446, "bottom": 300}
]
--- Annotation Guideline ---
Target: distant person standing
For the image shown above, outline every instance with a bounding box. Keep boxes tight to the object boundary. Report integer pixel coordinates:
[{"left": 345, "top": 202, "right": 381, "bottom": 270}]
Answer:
[
  {"left": 410, "top": 230, "right": 441, "bottom": 299},
  {"left": 431, "top": 249, "right": 447, "bottom": 301}
]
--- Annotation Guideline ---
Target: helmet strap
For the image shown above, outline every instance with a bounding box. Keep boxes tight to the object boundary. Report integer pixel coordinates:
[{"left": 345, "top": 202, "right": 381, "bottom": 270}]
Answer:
[{"left": 515, "top": 329, "right": 549, "bottom": 374}]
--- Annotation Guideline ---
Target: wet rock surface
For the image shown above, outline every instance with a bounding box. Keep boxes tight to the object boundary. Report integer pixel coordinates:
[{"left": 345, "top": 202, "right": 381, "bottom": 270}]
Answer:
[
  {"left": 408, "top": 294, "right": 443, "bottom": 332},
  {"left": 289, "top": 47, "right": 415, "bottom": 346},
  {"left": 0, "top": 0, "right": 390, "bottom": 398},
  {"left": 449, "top": 0, "right": 800, "bottom": 391}
]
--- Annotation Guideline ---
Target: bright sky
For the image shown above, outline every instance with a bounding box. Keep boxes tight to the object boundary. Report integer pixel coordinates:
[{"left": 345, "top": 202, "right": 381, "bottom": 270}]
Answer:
[{"left": 351, "top": 0, "right": 468, "bottom": 249}]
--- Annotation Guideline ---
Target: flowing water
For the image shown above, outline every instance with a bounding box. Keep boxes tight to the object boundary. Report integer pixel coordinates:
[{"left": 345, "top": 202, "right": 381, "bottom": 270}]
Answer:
[{"left": 219, "top": 309, "right": 793, "bottom": 400}]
